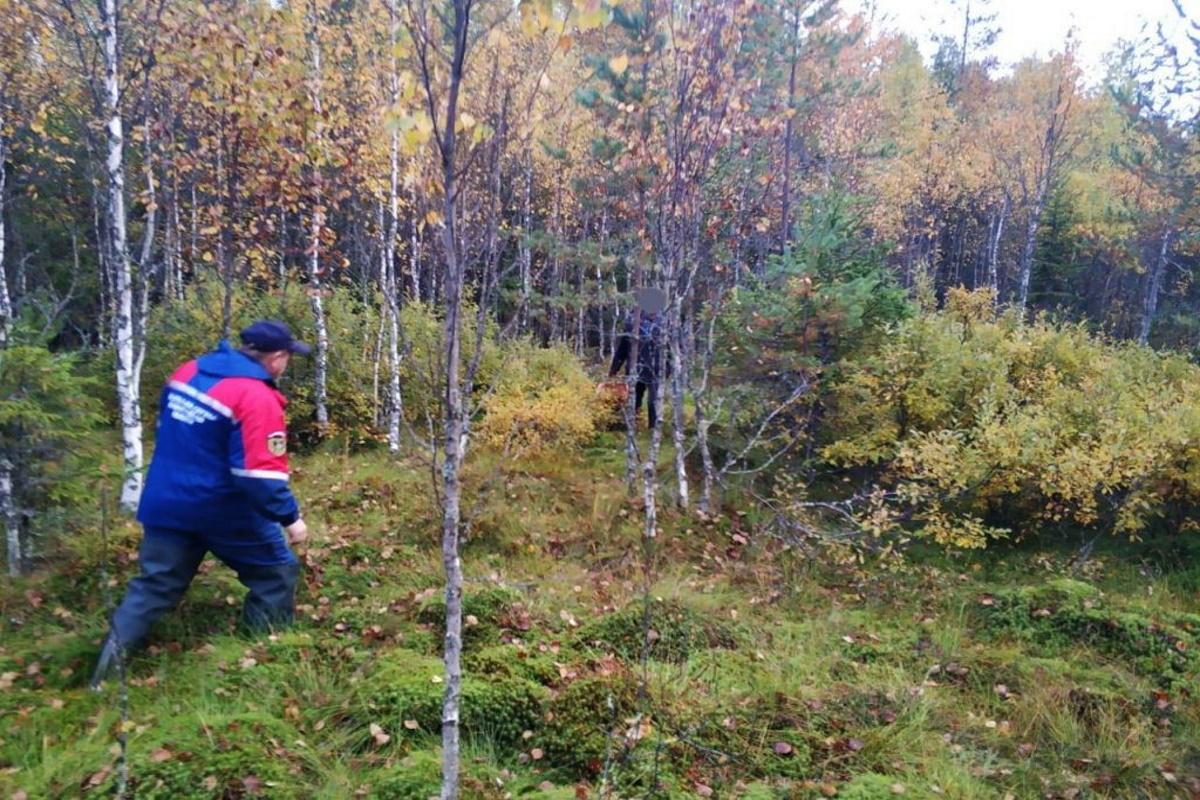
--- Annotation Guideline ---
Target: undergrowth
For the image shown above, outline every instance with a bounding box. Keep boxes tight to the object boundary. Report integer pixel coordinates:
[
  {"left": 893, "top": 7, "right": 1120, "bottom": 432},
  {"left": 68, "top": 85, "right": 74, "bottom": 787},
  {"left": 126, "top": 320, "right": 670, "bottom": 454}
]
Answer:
[{"left": 1, "top": 446, "right": 1198, "bottom": 799}]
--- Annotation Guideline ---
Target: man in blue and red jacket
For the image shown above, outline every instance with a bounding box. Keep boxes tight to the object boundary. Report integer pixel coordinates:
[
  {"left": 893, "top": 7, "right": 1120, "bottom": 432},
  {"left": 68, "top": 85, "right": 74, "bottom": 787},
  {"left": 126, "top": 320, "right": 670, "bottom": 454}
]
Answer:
[{"left": 91, "top": 321, "right": 311, "bottom": 689}]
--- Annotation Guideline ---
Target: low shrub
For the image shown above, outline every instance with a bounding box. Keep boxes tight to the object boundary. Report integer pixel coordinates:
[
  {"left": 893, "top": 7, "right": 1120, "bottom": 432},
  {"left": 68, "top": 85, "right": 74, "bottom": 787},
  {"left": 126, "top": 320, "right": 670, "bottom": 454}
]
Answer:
[
  {"left": 476, "top": 341, "right": 603, "bottom": 456},
  {"left": 823, "top": 287, "right": 1200, "bottom": 548}
]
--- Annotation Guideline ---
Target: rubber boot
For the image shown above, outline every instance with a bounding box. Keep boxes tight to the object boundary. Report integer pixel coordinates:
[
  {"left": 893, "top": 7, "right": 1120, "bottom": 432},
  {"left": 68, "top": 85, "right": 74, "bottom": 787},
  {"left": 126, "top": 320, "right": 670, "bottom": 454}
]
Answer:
[{"left": 88, "top": 634, "right": 123, "bottom": 692}]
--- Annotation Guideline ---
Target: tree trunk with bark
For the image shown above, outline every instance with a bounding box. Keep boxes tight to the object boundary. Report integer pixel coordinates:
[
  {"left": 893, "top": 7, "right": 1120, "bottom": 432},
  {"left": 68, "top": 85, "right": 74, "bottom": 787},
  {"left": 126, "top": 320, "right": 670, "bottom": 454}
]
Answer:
[
  {"left": 384, "top": 0, "right": 404, "bottom": 452},
  {"left": 1015, "top": 191, "right": 1045, "bottom": 313},
  {"left": 692, "top": 310, "right": 718, "bottom": 514},
  {"left": 101, "top": 0, "right": 145, "bottom": 512},
  {"left": 988, "top": 192, "right": 1008, "bottom": 296},
  {"left": 2, "top": 459, "right": 19, "bottom": 576},
  {"left": 402, "top": 1, "right": 475, "bottom": 794},
  {"left": 518, "top": 154, "right": 532, "bottom": 334},
  {"left": 780, "top": 8, "right": 800, "bottom": 254},
  {"left": 1138, "top": 228, "right": 1173, "bottom": 345},
  {"left": 0, "top": 130, "right": 10, "bottom": 347},
  {"left": 307, "top": 0, "right": 330, "bottom": 429},
  {"left": 668, "top": 296, "right": 689, "bottom": 510}
]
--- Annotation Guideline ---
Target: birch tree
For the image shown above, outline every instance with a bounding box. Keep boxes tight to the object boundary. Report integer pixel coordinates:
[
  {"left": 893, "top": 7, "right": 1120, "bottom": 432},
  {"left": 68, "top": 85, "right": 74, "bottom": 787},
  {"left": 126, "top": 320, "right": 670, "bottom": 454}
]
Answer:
[
  {"left": 0, "top": 0, "right": 42, "bottom": 347},
  {"left": 306, "top": 0, "right": 331, "bottom": 429},
  {"left": 401, "top": 0, "right": 473, "bottom": 792},
  {"left": 99, "top": 0, "right": 146, "bottom": 511},
  {"left": 0, "top": 126, "right": 9, "bottom": 348},
  {"left": 988, "top": 52, "right": 1081, "bottom": 313}
]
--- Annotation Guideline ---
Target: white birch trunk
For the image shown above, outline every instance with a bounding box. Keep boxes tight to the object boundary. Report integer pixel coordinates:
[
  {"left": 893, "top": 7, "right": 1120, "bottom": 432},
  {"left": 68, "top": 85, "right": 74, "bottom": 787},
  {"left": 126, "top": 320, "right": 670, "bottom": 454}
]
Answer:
[
  {"left": 102, "top": 0, "right": 145, "bottom": 511},
  {"left": 0, "top": 131, "right": 10, "bottom": 347},
  {"left": 1017, "top": 73, "right": 1073, "bottom": 315},
  {"left": 668, "top": 301, "right": 689, "bottom": 510},
  {"left": 518, "top": 156, "right": 532, "bottom": 334},
  {"left": 2, "top": 459, "right": 20, "bottom": 576},
  {"left": 693, "top": 313, "right": 718, "bottom": 515},
  {"left": 386, "top": 0, "right": 403, "bottom": 452},
  {"left": 643, "top": 335, "right": 665, "bottom": 548},
  {"left": 1138, "top": 228, "right": 1172, "bottom": 346},
  {"left": 1015, "top": 195, "right": 1044, "bottom": 314},
  {"left": 307, "top": 0, "right": 329, "bottom": 428},
  {"left": 988, "top": 192, "right": 1008, "bottom": 297},
  {"left": 433, "top": 5, "right": 471, "bottom": 795},
  {"left": 371, "top": 278, "right": 384, "bottom": 426}
]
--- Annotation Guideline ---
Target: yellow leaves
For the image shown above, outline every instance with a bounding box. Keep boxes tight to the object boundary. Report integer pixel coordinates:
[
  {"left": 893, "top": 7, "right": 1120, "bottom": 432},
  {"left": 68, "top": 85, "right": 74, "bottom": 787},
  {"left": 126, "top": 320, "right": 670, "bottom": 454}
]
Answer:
[
  {"left": 519, "top": 0, "right": 555, "bottom": 36},
  {"left": 827, "top": 295, "right": 1200, "bottom": 549},
  {"left": 388, "top": 111, "right": 434, "bottom": 154},
  {"left": 608, "top": 54, "right": 630, "bottom": 76},
  {"left": 573, "top": 0, "right": 609, "bottom": 31},
  {"left": 477, "top": 345, "right": 602, "bottom": 457}
]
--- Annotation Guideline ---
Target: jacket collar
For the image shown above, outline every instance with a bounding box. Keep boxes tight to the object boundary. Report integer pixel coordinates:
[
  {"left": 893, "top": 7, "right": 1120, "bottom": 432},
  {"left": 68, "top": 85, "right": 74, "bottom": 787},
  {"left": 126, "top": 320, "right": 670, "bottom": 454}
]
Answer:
[{"left": 196, "top": 340, "right": 275, "bottom": 383}]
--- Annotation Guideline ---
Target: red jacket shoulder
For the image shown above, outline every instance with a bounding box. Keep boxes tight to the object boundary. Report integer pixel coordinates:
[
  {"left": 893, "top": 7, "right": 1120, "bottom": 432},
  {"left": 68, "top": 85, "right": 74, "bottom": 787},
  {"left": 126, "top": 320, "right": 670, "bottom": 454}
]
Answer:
[{"left": 207, "top": 378, "right": 286, "bottom": 423}]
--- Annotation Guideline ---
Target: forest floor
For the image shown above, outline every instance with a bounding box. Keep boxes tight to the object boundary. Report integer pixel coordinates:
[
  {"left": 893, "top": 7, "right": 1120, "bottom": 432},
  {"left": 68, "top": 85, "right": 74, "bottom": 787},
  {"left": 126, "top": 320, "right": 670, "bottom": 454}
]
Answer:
[{"left": 1, "top": 435, "right": 1199, "bottom": 799}]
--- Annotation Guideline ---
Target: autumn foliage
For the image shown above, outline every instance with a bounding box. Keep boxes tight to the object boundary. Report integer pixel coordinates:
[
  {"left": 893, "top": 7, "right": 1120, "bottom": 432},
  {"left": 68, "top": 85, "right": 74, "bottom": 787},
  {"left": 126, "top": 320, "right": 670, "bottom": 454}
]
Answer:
[{"left": 824, "top": 287, "right": 1200, "bottom": 547}]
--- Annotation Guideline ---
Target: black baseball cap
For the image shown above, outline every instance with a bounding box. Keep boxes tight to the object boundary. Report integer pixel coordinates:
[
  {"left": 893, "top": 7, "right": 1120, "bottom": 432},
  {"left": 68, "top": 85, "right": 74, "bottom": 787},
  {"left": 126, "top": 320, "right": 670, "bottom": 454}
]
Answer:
[{"left": 239, "top": 320, "right": 312, "bottom": 355}]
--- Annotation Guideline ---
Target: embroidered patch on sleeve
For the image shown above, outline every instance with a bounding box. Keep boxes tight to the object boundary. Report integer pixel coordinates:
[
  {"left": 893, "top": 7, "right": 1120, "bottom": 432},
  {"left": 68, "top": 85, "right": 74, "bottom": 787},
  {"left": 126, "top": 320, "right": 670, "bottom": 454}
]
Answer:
[{"left": 267, "top": 431, "right": 287, "bottom": 456}]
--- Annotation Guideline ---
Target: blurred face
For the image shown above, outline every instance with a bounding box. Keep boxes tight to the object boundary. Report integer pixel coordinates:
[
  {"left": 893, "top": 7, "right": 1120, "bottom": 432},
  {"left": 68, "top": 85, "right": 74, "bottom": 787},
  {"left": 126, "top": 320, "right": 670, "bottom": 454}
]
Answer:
[{"left": 263, "top": 350, "right": 292, "bottom": 379}]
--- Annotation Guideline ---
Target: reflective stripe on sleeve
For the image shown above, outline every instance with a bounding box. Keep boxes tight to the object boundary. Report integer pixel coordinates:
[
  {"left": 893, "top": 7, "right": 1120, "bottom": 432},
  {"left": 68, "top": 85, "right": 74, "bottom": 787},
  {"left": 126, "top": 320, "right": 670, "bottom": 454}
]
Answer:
[{"left": 230, "top": 467, "right": 290, "bottom": 481}]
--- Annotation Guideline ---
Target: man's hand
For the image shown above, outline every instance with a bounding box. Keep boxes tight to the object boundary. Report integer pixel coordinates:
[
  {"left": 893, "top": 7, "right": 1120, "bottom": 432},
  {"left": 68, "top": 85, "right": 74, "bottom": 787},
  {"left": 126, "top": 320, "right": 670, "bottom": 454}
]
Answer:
[{"left": 285, "top": 518, "right": 308, "bottom": 545}]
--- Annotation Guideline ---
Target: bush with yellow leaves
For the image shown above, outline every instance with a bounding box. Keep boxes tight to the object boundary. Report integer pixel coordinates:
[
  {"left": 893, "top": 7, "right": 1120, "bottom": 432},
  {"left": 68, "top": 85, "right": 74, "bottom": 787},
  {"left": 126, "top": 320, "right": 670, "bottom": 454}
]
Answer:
[
  {"left": 476, "top": 341, "right": 603, "bottom": 456},
  {"left": 823, "top": 287, "right": 1200, "bottom": 548}
]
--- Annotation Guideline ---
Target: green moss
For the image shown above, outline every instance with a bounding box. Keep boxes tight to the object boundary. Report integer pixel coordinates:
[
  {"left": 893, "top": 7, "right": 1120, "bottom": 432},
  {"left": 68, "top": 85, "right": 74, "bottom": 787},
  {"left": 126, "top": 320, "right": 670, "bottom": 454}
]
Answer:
[
  {"left": 371, "top": 749, "right": 505, "bottom": 800},
  {"left": 1010, "top": 577, "right": 1103, "bottom": 608},
  {"left": 738, "top": 782, "right": 782, "bottom": 799},
  {"left": 669, "top": 697, "right": 811, "bottom": 781},
  {"left": 536, "top": 672, "right": 640, "bottom": 776},
  {"left": 463, "top": 644, "right": 559, "bottom": 686},
  {"left": 415, "top": 585, "right": 527, "bottom": 650},
  {"left": 981, "top": 581, "right": 1199, "bottom": 689},
  {"left": 108, "top": 711, "right": 306, "bottom": 800},
  {"left": 838, "top": 773, "right": 926, "bottom": 799},
  {"left": 575, "top": 599, "right": 743, "bottom": 663},
  {"left": 363, "top": 648, "right": 548, "bottom": 749},
  {"left": 0, "top": 690, "right": 109, "bottom": 776}
]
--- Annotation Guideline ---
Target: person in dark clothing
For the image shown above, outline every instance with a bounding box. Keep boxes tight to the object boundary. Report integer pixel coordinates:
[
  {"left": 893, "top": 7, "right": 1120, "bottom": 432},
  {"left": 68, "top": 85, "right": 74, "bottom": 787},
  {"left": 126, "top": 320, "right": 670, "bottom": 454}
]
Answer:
[{"left": 609, "top": 311, "right": 662, "bottom": 427}]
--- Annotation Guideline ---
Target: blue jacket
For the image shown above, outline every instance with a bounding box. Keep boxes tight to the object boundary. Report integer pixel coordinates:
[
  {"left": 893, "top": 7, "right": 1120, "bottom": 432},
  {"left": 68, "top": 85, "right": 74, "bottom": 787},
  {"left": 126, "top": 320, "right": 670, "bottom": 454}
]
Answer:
[{"left": 137, "top": 341, "right": 300, "bottom": 565}]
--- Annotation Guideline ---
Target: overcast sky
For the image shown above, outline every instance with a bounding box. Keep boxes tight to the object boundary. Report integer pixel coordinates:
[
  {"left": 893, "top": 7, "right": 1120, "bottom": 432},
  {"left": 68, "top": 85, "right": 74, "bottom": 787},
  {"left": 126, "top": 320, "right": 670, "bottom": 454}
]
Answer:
[{"left": 851, "top": 0, "right": 1196, "bottom": 84}]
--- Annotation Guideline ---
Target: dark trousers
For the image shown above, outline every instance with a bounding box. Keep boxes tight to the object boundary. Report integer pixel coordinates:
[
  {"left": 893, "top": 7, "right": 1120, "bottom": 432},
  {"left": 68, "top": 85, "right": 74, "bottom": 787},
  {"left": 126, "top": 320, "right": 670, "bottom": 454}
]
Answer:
[
  {"left": 635, "top": 380, "right": 658, "bottom": 428},
  {"left": 106, "top": 526, "right": 300, "bottom": 651}
]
